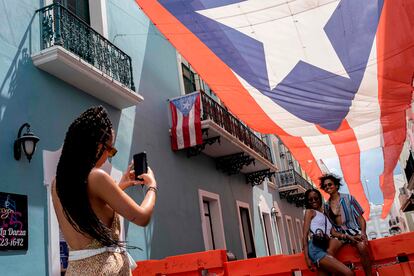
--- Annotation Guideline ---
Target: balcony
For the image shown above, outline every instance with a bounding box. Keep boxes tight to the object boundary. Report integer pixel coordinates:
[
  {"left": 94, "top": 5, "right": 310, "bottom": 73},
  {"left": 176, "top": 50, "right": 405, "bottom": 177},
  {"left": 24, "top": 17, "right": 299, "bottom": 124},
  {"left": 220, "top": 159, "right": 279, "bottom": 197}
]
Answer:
[
  {"left": 276, "top": 169, "right": 313, "bottom": 206},
  {"left": 401, "top": 193, "right": 414, "bottom": 212},
  {"left": 32, "top": 3, "right": 143, "bottom": 109},
  {"left": 171, "top": 91, "right": 276, "bottom": 185}
]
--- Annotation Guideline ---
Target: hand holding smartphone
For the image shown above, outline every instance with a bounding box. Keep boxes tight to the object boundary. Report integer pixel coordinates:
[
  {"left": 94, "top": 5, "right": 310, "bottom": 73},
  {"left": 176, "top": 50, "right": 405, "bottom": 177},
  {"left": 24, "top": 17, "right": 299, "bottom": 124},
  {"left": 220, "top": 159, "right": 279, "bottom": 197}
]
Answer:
[{"left": 133, "top": 152, "right": 148, "bottom": 181}]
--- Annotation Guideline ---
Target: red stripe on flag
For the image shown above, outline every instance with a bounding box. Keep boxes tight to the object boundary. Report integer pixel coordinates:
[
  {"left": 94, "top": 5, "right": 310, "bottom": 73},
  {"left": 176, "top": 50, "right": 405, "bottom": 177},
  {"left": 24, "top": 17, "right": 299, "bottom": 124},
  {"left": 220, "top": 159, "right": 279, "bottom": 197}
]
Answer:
[
  {"left": 281, "top": 135, "right": 324, "bottom": 188},
  {"left": 194, "top": 94, "right": 203, "bottom": 145},
  {"left": 170, "top": 102, "right": 179, "bottom": 151},
  {"left": 377, "top": 0, "right": 414, "bottom": 218},
  {"left": 137, "top": 0, "right": 342, "bottom": 195},
  {"left": 135, "top": 0, "right": 276, "bottom": 134},
  {"left": 182, "top": 114, "right": 190, "bottom": 148},
  {"left": 317, "top": 121, "right": 370, "bottom": 219}
]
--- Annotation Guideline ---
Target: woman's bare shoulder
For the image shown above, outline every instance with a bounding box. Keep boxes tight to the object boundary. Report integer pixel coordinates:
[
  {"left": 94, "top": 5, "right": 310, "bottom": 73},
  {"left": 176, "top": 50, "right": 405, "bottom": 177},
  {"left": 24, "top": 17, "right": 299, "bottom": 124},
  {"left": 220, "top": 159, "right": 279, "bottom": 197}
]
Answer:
[
  {"left": 87, "top": 168, "right": 120, "bottom": 200},
  {"left": 304, "top": 209, "right": 316, "bottom": 217},
  {"left": 89, "top": 167, "right": 110, "bottom": 178},
  {"left": 88, "top": 168, "right": 114, "bottom": 187}
]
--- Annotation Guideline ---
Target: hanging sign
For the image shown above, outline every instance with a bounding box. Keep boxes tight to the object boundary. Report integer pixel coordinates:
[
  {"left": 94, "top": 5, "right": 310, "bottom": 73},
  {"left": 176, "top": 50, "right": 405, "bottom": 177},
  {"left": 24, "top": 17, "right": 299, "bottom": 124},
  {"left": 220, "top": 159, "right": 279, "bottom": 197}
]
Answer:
[{"left": 0, "top": 192, "right": 28, "bottom": 250}]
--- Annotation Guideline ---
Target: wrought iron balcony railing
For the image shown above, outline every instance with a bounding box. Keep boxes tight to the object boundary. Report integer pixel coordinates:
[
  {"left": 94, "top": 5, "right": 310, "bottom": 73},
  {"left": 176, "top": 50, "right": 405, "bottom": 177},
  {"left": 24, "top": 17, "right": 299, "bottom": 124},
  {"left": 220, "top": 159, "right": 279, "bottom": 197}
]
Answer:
[
  {"left": 276, "top": 169, "right": 313, "bottom": 191},
  {"left": 200, "top": 91, "right": 272, "bottom": 163},
  {"left": 37, "top": 3, "right": 135, "bottom": 91}
]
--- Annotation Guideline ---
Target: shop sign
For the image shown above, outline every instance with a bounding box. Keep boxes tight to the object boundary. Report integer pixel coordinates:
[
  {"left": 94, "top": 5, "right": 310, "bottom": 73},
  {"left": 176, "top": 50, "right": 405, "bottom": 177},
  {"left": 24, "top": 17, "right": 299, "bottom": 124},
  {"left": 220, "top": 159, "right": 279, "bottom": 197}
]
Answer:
[{"left": 0, "top": 192, "right": 28, "bottom": 250}]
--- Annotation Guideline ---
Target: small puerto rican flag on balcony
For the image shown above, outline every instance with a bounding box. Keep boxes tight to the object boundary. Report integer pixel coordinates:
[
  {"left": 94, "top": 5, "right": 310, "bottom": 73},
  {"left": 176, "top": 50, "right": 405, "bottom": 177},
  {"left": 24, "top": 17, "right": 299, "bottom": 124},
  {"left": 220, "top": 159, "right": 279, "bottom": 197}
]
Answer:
[{"left": 170, "top": 92, "right": 203, "bottom": 150}]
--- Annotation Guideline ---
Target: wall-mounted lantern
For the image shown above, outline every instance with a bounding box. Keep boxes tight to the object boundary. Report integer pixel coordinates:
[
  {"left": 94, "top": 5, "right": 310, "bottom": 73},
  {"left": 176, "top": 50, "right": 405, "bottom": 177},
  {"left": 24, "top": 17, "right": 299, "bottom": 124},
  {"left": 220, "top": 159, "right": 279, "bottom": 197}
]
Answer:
[
  {"left": 14, "top": 123, "right": 40, "bottom": 162},
  {"left": 271, "top": 207, "right": 279, "bottom": 217}
]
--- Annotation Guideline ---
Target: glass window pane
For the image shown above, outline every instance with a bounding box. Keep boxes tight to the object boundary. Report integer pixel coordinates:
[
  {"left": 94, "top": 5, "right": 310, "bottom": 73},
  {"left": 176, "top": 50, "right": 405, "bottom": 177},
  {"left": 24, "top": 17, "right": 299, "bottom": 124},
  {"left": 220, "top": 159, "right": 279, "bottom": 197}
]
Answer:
[
  {"left": 263, "top": 214, "right": 272, "bottom": 255},
  {"left": 77, "top": 0, "right": 90, "bottom": 23},
  {"left": 182, "top": 64, "right": 196, "bottom": 93},
  {"left": 240, "top": 207, "right": 256, "bottom": 258},
  {"left": 203, "top": 202, "right": 209, "bottom": 216},
  {"left": 205, "top": 216, "right": 214, "bottom": 250},
  {"left": 57, "top": 0, "right": 90, "bottom": 24}
]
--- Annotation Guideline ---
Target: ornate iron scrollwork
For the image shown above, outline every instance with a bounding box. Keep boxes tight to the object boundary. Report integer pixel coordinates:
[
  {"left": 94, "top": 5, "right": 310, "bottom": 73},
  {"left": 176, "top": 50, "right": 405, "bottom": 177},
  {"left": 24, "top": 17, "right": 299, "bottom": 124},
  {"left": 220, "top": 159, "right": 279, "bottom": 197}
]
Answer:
[
  {"left": 245, "top": 169, "right": 275, "bottom": 186},
  {"left": 200, "top": 92, "right": 272, "bottom": 162},
  {"left": 279, "top": 189, "right": 305, "bottom": 207},
  {"left": 215, "top": 153, "right": 255, "bottom": 175},
  {"left": 187, "top": 136, "right": 220, "bottom": 157},
  {"left": 37, "top": 3, "right": 135, "bottom": 91}
]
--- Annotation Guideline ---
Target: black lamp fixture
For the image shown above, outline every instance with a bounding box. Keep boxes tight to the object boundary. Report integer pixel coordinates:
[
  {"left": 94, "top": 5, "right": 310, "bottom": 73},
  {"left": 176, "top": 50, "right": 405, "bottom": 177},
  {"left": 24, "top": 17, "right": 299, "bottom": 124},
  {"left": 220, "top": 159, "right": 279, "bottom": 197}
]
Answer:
[{"left": 14, "top": 123, "right": 40, "bottom": 162}]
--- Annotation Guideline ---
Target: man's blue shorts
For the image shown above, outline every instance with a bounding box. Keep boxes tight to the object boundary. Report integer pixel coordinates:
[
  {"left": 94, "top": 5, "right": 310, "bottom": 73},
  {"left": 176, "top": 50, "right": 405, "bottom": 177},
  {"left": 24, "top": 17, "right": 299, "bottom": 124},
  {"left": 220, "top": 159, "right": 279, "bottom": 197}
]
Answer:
[{"left": 308, "top": 239, "right": 328, "bottom": 265}]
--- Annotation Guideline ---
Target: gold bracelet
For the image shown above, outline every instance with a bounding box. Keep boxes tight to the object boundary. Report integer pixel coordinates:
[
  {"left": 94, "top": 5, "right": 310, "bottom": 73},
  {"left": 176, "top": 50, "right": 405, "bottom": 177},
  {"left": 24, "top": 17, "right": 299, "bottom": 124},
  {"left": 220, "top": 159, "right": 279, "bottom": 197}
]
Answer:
[{"left": 146, "top": 186, "right": 158, "bottom": 194}]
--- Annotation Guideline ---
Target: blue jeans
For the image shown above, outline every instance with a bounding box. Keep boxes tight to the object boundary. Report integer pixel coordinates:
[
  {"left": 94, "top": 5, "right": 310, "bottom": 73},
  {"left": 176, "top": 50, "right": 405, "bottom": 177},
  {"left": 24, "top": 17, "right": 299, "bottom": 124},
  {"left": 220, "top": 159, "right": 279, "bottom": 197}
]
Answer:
[{"left": 308, "top": 239, "right": 328, "bottom": 266}]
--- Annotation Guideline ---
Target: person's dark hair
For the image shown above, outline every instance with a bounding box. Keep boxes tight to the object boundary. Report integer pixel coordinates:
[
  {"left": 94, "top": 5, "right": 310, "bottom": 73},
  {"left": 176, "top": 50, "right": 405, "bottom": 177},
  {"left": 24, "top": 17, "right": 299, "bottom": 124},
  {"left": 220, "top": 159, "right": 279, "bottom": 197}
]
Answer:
[
  {"left": 319, "top": 173, "right": 342, "bottom": 190},
  {"left": 304, "top": 189, "right": 323, "bottom": 209},
  {"left": 56, "top": 106, "right": 122, "bottom": 247}
]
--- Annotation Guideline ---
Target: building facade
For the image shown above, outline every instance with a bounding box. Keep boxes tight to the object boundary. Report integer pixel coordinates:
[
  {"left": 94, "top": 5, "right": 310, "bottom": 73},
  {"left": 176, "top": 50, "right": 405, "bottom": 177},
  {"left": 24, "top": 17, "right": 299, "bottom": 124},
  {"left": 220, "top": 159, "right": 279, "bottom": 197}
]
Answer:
[
  {"left": 366, "top": 197, "right": 409, "bottom": 240},
  {"left": 0, "top": 1, "right": 314, "bottom": 275},
  {"left": 398, "top": 106, "right": 414, "bottom": 231}
]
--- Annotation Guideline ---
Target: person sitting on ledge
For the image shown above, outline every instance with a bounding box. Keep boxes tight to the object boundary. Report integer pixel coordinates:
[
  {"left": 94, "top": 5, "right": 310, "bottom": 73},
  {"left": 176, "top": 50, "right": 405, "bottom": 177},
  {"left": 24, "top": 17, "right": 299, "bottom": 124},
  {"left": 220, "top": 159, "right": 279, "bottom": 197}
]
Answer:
[
  {"left": 303, "top": 188, "right": 354, "bottom": 276},
  {"left": 320, "top": 174, "right": 373, "bottom": 276}
]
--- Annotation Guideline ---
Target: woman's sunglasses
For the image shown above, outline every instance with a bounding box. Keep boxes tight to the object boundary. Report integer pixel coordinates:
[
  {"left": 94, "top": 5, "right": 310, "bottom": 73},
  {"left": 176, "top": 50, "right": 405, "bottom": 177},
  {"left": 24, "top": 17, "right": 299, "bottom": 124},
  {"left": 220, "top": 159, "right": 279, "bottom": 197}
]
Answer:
[
  {"left": 104, "top": 142, "right": 118, "bottom": 157},
  {"left": 322, "top": 182, "right": 335, "bottom": 190},
  {"left": 308, "top": 196, "right": 320, "bottom": 203},
  {"left": 99, "top": 129, "right": 117, "bottom": 157}
]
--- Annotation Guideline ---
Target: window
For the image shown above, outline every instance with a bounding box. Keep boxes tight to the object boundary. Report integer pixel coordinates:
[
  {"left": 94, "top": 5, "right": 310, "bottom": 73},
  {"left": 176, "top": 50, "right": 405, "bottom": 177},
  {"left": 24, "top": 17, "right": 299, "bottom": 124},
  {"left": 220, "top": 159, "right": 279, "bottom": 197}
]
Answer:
[
  {"left": 285, "top": 216, "right": 297, "bottom": 254},
  {"left": 198, "top": 190, "right": 226, "bottom": 250},
  {"left": 272, "top": 203, "right": 285, "bottom": 254},
  {"left": 182, "top": 63, "right": 196, "bottom": 94},
  {"left": 203, "top": 201, "right": 215, "bottom": 249},
  {"left": 240, "top": 207, "right": 256, "bottom": 258},
  {"left": 262, "top": 212, "right": 276, "bottom": 255},
  {"left": 295, "top": 219, "right": 303, "bottom": 251},
  {"left": 55, "top": 0, "right": 90, "bottom": 24},
  {"left": 271, "top": 140, "right": 279, "bottom": 165},
  {"left": 49, "top": 0, "right": 109, "bottom": 38},
  {"left": 236, "top": 201, "right": 256, "bottom": 259}
]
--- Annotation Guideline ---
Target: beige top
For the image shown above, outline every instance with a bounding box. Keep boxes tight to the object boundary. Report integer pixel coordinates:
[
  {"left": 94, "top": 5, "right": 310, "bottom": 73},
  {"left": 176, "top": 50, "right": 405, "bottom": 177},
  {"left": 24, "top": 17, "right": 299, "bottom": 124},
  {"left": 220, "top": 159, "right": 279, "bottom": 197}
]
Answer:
[
  {"left": 65, "top": 214, "right": 131, "bottom": 276},
  {"left": 52, "top": 181, "right": 131, "bottom": 276}
]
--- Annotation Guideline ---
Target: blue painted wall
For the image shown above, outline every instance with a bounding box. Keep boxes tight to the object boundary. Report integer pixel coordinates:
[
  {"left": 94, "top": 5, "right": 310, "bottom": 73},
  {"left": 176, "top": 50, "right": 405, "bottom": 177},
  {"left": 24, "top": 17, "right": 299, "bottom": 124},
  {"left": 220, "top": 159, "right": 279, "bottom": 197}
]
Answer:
[
  {"left": 0, "top": 0, "right": 261, "bottom": 274},
  {"left": 0, "top": 1, "right": 121, "bottom": 274}
]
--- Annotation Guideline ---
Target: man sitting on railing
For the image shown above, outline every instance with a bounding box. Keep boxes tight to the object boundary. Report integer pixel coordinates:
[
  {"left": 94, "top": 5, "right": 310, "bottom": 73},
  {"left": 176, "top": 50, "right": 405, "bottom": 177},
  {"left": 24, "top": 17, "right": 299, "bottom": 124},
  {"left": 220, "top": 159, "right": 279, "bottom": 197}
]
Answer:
[{"left": 320, "top": 174, "right": 373, "bottom": 276}]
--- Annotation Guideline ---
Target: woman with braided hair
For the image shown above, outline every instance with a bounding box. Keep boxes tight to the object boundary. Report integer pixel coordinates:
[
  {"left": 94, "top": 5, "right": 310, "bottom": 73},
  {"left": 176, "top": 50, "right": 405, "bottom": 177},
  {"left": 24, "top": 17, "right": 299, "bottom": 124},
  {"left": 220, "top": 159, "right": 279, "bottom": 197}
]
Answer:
[{"left": 52, "top": 106, "right": 157, "bottom": 275}]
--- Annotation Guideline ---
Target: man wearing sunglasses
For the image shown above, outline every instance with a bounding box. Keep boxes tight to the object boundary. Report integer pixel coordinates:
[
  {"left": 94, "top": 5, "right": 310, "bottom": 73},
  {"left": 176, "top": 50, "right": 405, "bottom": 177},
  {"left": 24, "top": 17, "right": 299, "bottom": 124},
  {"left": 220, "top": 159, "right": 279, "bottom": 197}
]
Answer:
[{"left": 320, "top": 174, "right": 373, "bottom": 276}]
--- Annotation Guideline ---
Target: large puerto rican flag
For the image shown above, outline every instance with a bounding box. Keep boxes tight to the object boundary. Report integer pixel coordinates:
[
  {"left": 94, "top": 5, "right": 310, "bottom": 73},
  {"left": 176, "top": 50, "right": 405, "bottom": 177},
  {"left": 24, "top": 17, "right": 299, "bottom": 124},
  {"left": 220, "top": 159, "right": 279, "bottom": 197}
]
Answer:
[
  {"left": 170, "top": 92, "right": 203, "bottom": 150},
  {"left": 137, "top": 0, "right": 414, "bottom": 217}
]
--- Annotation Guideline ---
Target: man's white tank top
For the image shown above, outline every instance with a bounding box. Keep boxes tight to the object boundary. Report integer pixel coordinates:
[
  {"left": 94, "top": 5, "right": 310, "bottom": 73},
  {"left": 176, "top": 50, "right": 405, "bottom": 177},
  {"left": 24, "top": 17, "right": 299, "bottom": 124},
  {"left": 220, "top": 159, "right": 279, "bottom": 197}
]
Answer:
[{"left": 310, "top": 210, "right": 332, "bottom": 235}]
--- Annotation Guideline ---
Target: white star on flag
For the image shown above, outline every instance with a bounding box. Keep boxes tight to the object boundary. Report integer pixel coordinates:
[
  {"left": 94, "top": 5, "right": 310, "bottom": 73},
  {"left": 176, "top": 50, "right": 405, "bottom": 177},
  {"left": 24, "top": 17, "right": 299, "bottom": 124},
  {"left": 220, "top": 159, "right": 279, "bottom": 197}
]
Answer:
[
  {"left": 182, "top": 100, "right": 191, "bottom": 110},
  {"left": 196, "top": 0, "right": 349, "bottom": 90}
]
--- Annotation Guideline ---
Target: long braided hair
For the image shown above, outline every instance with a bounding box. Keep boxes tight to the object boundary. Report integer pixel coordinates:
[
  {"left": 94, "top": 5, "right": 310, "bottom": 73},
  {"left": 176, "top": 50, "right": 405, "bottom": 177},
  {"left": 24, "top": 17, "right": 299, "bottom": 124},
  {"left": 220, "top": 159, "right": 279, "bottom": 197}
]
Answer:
[{"left": 56, "top": 106, "right": 123, "bottom": 247}]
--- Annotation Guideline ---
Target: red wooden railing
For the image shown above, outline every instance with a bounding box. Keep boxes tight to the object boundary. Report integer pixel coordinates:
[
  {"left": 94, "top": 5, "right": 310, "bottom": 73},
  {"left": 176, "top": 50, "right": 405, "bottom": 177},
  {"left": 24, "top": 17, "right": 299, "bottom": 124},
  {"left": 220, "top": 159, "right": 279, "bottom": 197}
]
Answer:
[{"left": 134, "top": 231, "right": 414, "bottom": 275}]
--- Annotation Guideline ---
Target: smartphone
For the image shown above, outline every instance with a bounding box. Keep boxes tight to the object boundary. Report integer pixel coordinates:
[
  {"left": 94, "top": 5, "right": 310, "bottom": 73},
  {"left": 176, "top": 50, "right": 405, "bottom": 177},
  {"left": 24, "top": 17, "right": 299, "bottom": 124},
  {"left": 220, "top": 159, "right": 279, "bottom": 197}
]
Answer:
[{"left": 133, "top": 152, "right": 148, "bottom": 181}]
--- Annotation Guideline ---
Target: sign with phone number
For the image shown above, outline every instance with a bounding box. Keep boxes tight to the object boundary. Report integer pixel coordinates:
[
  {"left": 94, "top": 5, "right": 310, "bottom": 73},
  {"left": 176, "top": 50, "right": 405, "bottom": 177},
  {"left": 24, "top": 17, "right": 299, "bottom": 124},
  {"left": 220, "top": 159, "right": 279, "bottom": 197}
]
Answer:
[{"left": 0, "top": 192, "right": 28, "bottom": 250}]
